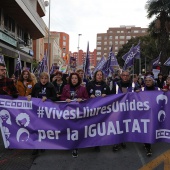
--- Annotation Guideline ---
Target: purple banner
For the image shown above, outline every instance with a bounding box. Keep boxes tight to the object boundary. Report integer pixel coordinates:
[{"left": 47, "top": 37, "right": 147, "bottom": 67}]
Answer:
[{"left": 0, "top": 91, "right": 170, "bottom": 149}]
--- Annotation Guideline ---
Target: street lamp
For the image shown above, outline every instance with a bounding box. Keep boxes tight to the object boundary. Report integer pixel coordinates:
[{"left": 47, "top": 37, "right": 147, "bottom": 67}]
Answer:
[
  {"left": 77, "top": 34, "right": 82, "bottom": 67},
  {"left": 45, "top": 0, "right": 51, "bottom": 73}
]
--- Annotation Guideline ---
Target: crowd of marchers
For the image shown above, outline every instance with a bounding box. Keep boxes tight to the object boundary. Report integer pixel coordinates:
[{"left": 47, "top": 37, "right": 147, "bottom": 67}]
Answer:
[{"left": 0, "top": 62, "right": 170, "bottom": 158}]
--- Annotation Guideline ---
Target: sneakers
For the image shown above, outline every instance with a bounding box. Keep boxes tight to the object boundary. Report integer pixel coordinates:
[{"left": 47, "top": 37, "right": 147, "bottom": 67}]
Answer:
[
  {"left": 72, "top": 149, "right": 78, "bottom": 158},
  {"left": 146, "top": 148, "right": 152, "bottom": 156},
  {"left": 113, "top": 144, "right": 120, "bottom": 151}
]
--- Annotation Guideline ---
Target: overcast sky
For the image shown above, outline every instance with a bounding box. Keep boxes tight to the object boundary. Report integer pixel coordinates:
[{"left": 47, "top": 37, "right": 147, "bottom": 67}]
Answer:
[{"left": 42, "top": 0, "right": 151, "bottom": 52}]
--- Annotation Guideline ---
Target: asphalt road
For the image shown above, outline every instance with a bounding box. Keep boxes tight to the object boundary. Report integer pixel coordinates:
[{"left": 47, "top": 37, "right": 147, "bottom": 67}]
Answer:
[{"left": 1, "top": 130, "right": 170, "bottom": 170}]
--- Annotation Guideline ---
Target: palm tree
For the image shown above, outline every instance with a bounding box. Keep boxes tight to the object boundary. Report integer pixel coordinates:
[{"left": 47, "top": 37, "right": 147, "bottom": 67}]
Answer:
[{"left": 146, "top": 0, "right": 170, "bottom": 74}]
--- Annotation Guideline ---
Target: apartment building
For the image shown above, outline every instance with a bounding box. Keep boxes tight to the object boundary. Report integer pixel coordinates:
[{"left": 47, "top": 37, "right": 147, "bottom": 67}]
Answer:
[
  {"left": 96, "top": 26, "right": 148, "bottom": 61},
  {"left": 58, "top": 32, "right": 69, "bottom": 58},
  {"left": 72, "top": 49, "right": 97, "bottom": 69},
  {"left": 0, "top": 0, "right": 46, "bottom": 76}
]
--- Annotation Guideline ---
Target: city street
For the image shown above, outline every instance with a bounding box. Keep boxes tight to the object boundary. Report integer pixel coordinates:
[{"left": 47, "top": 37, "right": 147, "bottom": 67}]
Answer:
[{"left": 1, "top": 133, "right": 170, "bottom": 170}]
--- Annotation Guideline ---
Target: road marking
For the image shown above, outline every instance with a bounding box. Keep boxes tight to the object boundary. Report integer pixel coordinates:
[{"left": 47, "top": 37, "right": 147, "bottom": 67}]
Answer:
[
  {"left": 134, "top": 143, "right": 146, "bottom": 165},
  {"left": 139, "top": 150, "right": 170, "bottom": 170}
]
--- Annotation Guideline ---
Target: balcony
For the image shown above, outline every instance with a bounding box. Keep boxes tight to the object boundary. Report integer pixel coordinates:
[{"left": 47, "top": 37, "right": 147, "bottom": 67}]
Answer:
[{"left": 0, "top": 0, "right": 46, "bottom": 39}]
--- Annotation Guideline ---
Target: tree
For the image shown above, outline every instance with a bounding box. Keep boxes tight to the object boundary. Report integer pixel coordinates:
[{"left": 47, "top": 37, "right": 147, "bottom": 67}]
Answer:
[
  {"left": 146, "top": 0, "right": 170, "bottom": 74},
  {"left": 117, "top": 35, "right": 170, "bottom": 74}
]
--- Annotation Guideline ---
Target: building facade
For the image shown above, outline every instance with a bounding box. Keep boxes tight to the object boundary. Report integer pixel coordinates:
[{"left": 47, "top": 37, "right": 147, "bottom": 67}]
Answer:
[
  {"left": 72, "top": 49, "right": 97, "bottom": 70},
  {"left": 58, "top": 32, "right": 69, "bottom": 59},
  {"left": 0, "top": 0, "right": 46, "bottom": 76},
  {"left": 96, "top": 26, "right": 148, "bottom": 62},
  {"left": 44, "top": 31, "right": 63, "bottom": 67}
]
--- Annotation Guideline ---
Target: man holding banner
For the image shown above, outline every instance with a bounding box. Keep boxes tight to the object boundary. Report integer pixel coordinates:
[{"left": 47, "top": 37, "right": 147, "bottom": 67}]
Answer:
[{"left": 0, "top": 63, "right": 18, "bottom": 98}]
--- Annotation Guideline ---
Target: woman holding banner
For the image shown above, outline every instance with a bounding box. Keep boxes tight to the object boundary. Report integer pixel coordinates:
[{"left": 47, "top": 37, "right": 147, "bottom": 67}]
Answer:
[
  {"left": 139, "top": 75, "right": 161, "bottom": 156},
  {"left": 27, "top": 72, "right": 57, "bottom": 155},
  {"left": 87, "top": 70, "right": 110, "bottom": 152},
  {"left": 61, "top": 72, "right": 89, "bottom": 158},
  {"left": 28, "top": 72, "right": 57, "bottom": 102}
]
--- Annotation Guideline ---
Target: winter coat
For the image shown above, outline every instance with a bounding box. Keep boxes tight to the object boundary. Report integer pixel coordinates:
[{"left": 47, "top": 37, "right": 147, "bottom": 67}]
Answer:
[
  {"left": 31, "top": 82, "right": 57, "bottom": 101},
  {"left": 60, "top": 84, "right": 89, "bottom": 101},
  {"left": 16, "top": 81, "right": 34, "bottom": 96},
  {"left": 87, "top": 81, "right": 110, "bottom": 96}
]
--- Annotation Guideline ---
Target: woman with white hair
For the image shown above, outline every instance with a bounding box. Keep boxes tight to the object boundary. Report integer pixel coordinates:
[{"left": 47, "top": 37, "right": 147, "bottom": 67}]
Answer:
[{"left": 139, "top": 75, "right": 160, "bottom": 156}]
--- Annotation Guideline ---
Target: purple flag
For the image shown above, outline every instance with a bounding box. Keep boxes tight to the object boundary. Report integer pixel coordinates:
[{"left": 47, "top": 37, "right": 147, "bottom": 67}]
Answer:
[
  {"left": 164, "top": 57, "right": 170, "bottom": 66},
  {"left": 42, "top": 54, "right": 48, "bottom": 73},
  {"left": 103, "top": 47, "right": 113, "bottom": 76},
  {"left": 152, "top": 52, "right": 161, "bottom": 66},
  {"left": 93, "top": 56, "right": 106, "bottom": 75},
  {"left": 133, "top": 41, "right": 140, "bottom": 59},
  {"left": 83, "top": 42, "right": 91, "bottom": 76},
  {"left": 122, "top": 45, "right": 135, "bottom": 70},
  {"left": 34, "top": 54, "right": 48, "bottom": 77},
  {"left": 110, "top": 51, "right": 119, "bottom": 66},
  {"left": 49, "top": 64, "right": 59, "bottom": 74},
  {"left": 14, "top": 52, "right": 22, "bottom": 78}
]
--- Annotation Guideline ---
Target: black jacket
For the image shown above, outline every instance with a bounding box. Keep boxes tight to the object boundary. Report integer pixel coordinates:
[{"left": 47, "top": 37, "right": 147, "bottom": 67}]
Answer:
[
  {"left": 31, "top": 82, "right": 57, "bottom": 101},
  {"left": 87, "top": 80, "right": 110, "bottom": 96}
]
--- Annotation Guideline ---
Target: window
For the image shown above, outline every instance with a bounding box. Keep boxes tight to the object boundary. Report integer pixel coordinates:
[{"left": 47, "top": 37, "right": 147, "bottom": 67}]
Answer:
[
  {"left": 120, "top": 36, "right": 125, "bottom": 39},
  {"left": 117, "top": 31, "right": 120, "bottom": 33},
  {"left": 115, "top": 41, "right": 118, "bottom": 45},
  {"left": 63, "top": 53, "right": 66, "bottom": 57},
  {"left": 121, "top": 30, "right": 124, "bottom": 33},
  {"left": 119, "top": 41, "right": 124, "bottom": 44},
  {"left": 104, "top": 41, "right": 107, "bottom": 45},
  {"left": 63, "top": 41, "right": 66, "bottom": 46},
  {"left": 115, "top": 47, "right": 118, "bottom": 50},
  {"left": 109, "top": 30, "right": 113, "bottom": 33},
  {"left": 142, "top": 30, "right": 146, "bottom": 33},
  {"left": 97, "top": 36, "right": 102, "bottom": 40},
  {"left": 109, "top": 41, "right": 112, "bottom": 45},
  {"left": 104, "top": 36, "right": 107, "bottom": 40},
  {"left": 63, "top": 36, "right": 66, "bottom": 40},
  {"left": 126, "top": 36, "right": 131, "bottom": 39},
  {"left": 115, "top": 36, "right": 118, "bottom": 39},
  {"left": 104, "top": 47, "right": 107, "bottom": 50},
  {"left": 17, "top": 25, "right": 24, "bottom": 40},
  {"left": 97, "top": 41, "right": 101, "bottom": 45},
  {"left": 127, "top": 30, "right": 131, "bottom": 33},
  {"left": 63, "top": 47, "right": 66, "bottom": 52},
  {"left": 97, "top": 47, "right": 101, "bottom": 50},
  {"left": 134, "top": 30, "right": 139, "bottom": 33},
  {"left": 4, "top": 14, "right": 15, "bottom": 33},
  {"left": 97, "top": 52, "right": 101, "bottom": 55},
  {"left": 109, "top": 36, "right": 112, "bottom": 39}
]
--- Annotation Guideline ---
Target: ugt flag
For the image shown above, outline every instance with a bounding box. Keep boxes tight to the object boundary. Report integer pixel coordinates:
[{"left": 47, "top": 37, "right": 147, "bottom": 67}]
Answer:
[
  {"left": 133, "top": 41, "right": 140, "bottom": 59},
  {"left": 164, "top": 57, "right": 170, "bottom": 66},
  {"left": 122, "top": 45, "right": 135, "bottom": 70},
  {"left": 152, "top": 52, "right": 161, "bottom": 66}
]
